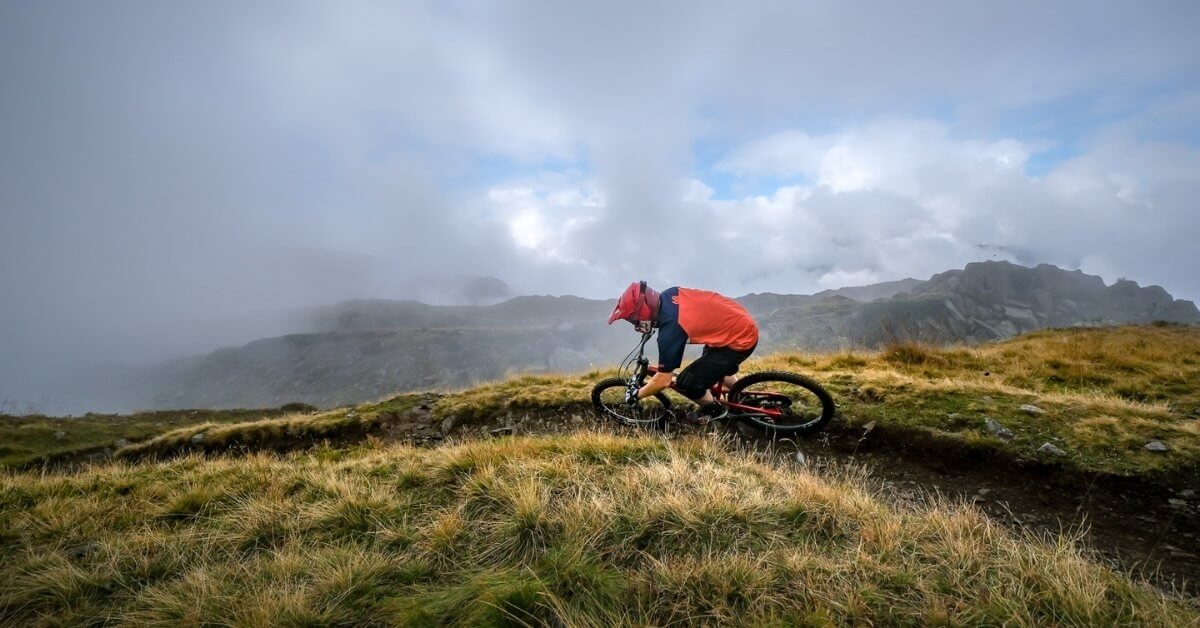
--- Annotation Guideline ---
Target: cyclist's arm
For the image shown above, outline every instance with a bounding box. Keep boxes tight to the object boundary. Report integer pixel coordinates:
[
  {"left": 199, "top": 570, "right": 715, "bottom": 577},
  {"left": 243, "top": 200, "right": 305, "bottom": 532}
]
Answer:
[
  {"left": 639, "top": 321, "right": 685, "bottom": 399},
  {"left": 638, "top": 371, "right": 674, "bottom": 399}
]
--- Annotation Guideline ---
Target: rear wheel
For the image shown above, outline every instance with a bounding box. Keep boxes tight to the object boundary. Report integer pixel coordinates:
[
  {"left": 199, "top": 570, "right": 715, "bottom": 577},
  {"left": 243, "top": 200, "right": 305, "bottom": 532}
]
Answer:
[
  {"left": 727, "top": 371, "right": 835, "bottom": 435},
  {"left": 591, "top": 377, "right": 673, "bottom": 429}
]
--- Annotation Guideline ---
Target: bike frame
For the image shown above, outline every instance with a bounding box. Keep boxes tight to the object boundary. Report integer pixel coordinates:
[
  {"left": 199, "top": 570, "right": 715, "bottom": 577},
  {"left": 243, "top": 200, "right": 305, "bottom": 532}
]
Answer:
[{"left": 626, "top": 332, "right": 787, "bottom": 419}]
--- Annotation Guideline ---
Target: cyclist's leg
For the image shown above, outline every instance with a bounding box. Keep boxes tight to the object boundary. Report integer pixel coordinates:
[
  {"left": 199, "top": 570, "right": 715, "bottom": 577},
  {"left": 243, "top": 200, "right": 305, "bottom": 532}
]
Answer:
[
  {"left": 675, "top": 347, "right": 728, "bottom": 404},
  {"left": 718, "top": 343, "right": 756, "bottom": 391},
  {"left": 678, "top": 345, "right": 753, "bottom": 402}
]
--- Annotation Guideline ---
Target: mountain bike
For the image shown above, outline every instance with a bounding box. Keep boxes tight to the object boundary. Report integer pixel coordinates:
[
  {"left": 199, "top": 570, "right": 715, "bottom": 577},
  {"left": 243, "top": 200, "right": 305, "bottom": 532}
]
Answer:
[{"left": 590, "top": 332, "right": 835, "bottom": 434}]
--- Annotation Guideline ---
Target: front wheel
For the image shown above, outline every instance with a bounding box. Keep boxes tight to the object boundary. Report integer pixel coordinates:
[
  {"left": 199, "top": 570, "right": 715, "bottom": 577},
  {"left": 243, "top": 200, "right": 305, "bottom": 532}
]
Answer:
[
  {"left": 591, "top": 377, "right": 673, "bottom": 429},
  {"left": 727, "top": 371, "right": 835, "bottom": 435}
]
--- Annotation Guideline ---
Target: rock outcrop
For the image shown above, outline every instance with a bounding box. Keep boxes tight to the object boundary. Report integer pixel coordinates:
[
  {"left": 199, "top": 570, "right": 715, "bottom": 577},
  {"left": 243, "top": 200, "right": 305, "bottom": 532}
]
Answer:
[{"left": 758, "top": 262, "right": 1198, "bottom": 350}]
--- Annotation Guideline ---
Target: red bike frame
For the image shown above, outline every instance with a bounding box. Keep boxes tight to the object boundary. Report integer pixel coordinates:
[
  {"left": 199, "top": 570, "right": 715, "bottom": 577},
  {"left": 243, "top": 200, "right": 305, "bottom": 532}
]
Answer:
[{"left": 645, "top": 362, "right": 789, "bottom": 419}]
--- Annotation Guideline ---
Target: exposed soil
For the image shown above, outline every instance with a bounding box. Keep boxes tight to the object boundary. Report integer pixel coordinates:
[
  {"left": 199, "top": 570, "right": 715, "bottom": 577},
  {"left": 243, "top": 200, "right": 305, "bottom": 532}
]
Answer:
[{"left": 729, "top": 420, "right": 1200, "bottom": 598}]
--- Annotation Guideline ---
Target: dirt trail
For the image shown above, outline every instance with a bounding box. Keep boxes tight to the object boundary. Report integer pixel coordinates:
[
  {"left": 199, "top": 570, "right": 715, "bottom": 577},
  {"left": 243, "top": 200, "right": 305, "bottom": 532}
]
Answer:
[
  {"left": 423, "top": 410, "right": 1200, "bottom": 598},
  {"left": 732, "top": 422, "right": 1200, "bottom": 598},
  {"left": 381, "top": 404, "right": 1200, "bottom": 597}
]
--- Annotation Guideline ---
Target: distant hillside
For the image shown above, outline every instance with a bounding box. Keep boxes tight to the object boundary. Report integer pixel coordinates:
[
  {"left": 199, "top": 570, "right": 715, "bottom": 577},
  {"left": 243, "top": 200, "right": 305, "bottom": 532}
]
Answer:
[
  {"left": 141, "top": 262, "right": 1198, "bottom": 409},
  {"left": 732, "top": 277, "right": 924, "bottom": 316},
  {"left": 757, "top": 262, "right": 1199, "bottom": 351}
]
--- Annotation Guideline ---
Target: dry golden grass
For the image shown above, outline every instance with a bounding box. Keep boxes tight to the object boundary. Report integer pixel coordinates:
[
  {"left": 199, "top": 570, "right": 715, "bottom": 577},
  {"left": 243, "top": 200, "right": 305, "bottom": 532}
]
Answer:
[
  {"left": 422, "top": 324, "right": 1200, "bottom": 477},
  {"left": 800, "top": 324, "right": 1200, "bottom": 476},
  {"left": 1, "top": 432, "right": 1193, "bottom": 625}
]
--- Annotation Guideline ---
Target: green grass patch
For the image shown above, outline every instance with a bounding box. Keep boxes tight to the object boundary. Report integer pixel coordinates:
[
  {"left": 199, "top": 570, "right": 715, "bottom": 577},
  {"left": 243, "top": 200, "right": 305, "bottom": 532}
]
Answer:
[{"left": 0, "top": 408, "right": 299, "bottom": 467}]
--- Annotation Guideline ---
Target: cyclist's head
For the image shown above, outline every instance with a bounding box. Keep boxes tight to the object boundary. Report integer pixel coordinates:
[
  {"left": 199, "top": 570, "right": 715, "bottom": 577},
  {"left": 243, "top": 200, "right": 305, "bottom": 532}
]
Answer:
[{"left": 607, "top": 281, "right": 660, "bottom": 333}]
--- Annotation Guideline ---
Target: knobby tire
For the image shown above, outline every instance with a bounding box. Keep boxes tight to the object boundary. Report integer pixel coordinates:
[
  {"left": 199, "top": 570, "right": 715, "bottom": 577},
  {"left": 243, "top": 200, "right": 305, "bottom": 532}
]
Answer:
[
  {"left": 727, "top": 370, "right": 835, "bottom": 435},
  {"left": 590, "top": 377, "right": 672, "bottom": 429}
]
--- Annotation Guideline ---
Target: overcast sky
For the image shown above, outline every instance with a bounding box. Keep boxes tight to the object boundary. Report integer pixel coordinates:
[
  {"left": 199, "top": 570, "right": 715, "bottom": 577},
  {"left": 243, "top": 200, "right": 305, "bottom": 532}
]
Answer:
[{"left": 2, "top": 1, "right": 1199, "bottom": 406}]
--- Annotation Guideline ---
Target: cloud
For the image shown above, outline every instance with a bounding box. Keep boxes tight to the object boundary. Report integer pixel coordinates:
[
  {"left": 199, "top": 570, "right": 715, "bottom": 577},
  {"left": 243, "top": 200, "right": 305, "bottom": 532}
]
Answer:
[
  {"left": 716, "top": 131, "right": 828, "bottom": 177},
  {"left": 489, "top": 117, "right": 1200, "bottom": 306},
  {"left": 1, "top": 1, "right": 1198, "bottom": 410}
]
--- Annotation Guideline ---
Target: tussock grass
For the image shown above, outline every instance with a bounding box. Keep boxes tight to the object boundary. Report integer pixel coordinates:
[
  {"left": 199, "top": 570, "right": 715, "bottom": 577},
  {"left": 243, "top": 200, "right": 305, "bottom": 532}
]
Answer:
[
  {"left": 0, "top": 408, "right": 297, "bottom": 468},
  {"left": 802, "top": 325, "right": 1200, "bottom": 477},
  {"left": 431, "top": 372, "right": 607, "bottom": 422},
  {"left": 1, "top": 432, "right": 1192, "bottom": 625},
  {"left": 113, "top": 396, "right": 424, "bottom": 462}
]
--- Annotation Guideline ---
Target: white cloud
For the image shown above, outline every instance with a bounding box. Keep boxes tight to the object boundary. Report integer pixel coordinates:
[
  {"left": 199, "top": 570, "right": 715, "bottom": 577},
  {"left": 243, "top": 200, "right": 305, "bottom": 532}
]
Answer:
[
  {"left": 816, "top": 268, "right": 884, "bottom": 290},
  {"left": 716, "top": 130, "right": 826, "bottom": 177},
  {"left": 485, "top": 176, "right": 604, "bottom": 264},
  {"left": 481, "top": 117, "right": 1200, "bottom": 302},
  {"left": 701, "top": 119, "right": 1200, "bottom": 299}
]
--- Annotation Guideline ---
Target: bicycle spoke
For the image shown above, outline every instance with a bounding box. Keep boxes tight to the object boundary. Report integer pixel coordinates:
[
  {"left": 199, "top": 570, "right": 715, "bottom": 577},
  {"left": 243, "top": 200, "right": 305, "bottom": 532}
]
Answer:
[
  {"left": 595, "top": 383, "right": 670, "bottom": 426},
  {"left": 732, "top": 381, "right": 825, "bottom": 430}
]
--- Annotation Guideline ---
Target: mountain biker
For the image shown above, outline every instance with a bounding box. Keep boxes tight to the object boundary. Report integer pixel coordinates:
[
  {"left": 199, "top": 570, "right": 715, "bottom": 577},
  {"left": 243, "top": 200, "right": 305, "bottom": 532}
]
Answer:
[{"left": 607, "top": 281, "right": 758, "bottom": 424}]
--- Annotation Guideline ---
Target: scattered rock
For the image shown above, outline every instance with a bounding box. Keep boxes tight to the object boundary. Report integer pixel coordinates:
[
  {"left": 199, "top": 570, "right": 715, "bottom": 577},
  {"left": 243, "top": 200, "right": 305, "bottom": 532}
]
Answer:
[
  {"left": 1037, "top": 442, "right": 1067, "bottom": 456},
  {"left": 191, "top": 432, "right": 206, "bottom": 444},
  {"left": 1020, "top": 404, "right": 1046, "bottom": 415},
  {"left": 795, "top": 450, "right": 807, "bottom": 465},
  {"left": 489, "top": 426, "right": 514, "bottom": 437},
  {"left": 946, "top": 413, "right": 961, "bottom": 419},
  {"left": 985, "top": 418, "right": 1014, "bottom": 440},
  {"left": 977, "top": 488, "right": 992, "bottom": 496},
  {"left": 440, "top": 416, "right": 457, "bottom": 436},
  {"left": 856, "top": 421, "right": 877, "bottom": 444},
  {"left": 1179, "top": 489, "right": 1196, "bottom": 498},
  {"left": 1168, "top": 498, "right": 1186, "bottom": 507},
  {"left": 1144, "top": 441, "right": 1169, "bottom": 452},
  {"left": 66, "top": 542, "right": 100, "bottom": 560},
  {"left": 114, "top": 439, "right": 130, "bottom": 448},
  {"left": 570, "top": 414, "right": 584, "bottom": 425},
  {"left": 54, "top": 431, "right": 66, "bottom": 440}
]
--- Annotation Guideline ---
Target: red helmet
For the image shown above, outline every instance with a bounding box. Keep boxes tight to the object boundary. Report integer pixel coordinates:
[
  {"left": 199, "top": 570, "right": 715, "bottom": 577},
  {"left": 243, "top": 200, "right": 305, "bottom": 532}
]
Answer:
[{"left": 607, "top": 281, "right": 661, "bottom": 329}]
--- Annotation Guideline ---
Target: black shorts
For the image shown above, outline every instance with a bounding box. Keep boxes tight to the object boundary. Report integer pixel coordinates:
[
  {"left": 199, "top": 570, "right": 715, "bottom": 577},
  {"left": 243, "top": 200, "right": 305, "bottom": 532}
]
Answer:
[{"left": 674, "top": 343, "right": 756, "bottom": 401}]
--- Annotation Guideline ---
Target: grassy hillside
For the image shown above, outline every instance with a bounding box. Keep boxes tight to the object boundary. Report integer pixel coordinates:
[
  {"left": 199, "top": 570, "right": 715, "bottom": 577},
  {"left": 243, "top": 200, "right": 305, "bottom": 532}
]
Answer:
[
  {"left": 8, "top": 325, "right": 1199, "bottom": 479},
  {"left": 0, "top": 407, "right": 304, "bottom": 468},
  {"left": 1, "top": 433, "right": 1193, "bottom": 625}
]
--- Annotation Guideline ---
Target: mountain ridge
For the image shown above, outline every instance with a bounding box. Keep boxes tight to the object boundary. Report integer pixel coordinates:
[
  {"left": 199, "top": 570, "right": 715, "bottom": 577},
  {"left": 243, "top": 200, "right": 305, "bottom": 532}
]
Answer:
[{"left": 143, "top": 261, "right": 1197, "bottom": 409}]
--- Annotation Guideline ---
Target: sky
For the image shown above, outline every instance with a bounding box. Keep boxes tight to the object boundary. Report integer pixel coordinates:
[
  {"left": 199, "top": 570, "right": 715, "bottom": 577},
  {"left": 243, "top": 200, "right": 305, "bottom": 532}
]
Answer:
[{"left": 2, "top": 1, "right": 1199, "bottom": 408}]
